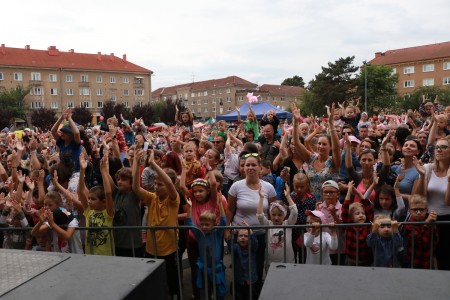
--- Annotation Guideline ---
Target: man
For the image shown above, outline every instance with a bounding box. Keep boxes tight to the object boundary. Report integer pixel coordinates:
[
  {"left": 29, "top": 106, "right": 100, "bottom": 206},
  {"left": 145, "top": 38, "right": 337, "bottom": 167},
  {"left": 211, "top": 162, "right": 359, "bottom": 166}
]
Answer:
[
  {"left": 258, "top": 124, "right": 280, "bottom": 163},
  {"left": 358, "top": 125, "right": 369, "bottom": 140}
]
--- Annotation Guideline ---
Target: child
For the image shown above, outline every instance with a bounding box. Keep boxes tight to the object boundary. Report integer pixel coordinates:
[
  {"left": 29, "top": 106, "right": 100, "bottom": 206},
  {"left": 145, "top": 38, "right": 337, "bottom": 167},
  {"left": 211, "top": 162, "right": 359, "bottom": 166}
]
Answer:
[
  {"left": 372, "top": 177, "right": 405, "bottom": 220},
  {"left": 257, "top": 184, "right": 298, "bottom": 263},
  {"left": 231, "top": 227, "right": 258, "bottom": 300},
  {"left": 341, "top": 181, "right": 374, "bottom": 266},
  {"left": 175, "top": 106, "right": 194, "bottom": 132},
  {"left": 366, "top": 215, "right": 404, "bottom": 267},
  {"left": 0, "top": 192, "right": 31, "bottom": 249},
  {"left": 339, "top": 102, "right": 361, "bottom": 134},
  {"left": 132, "top": 149, "right": 181, "bottom": 299},
  {"left": 217, "top": 120, "right": 228, "bottom": 142},
  {"left": 31, "top": 191, "right": 83, "bottom": 254},
  {"left": 261, "top": 110, "right": 280, "bottom": 133},
  {"left": 182, "top": 143, "right": 206, "bottom": 188},
  {"left": 304, "top": 209, "right": 338, "bottom": 265},
  {"left": 402, "top": 195, "right": 438, "bottom": 269},
  {"left": 260, "top": 160, "right": 275, "bottom": 186},
  {"left": 289, "top": 173, "right": 316, "bottom": 263},
  {"left": 237, "top": 106, "right": 259, "bottom": 140},
  {"left": 106, "top": 116, "right": 127, "bottom": 162},
  {"left": 78, "top": 154, "right": 115, "bottom": 256},
  {"left": 185, "top": 189, "right": 228, "bottom": 300}
]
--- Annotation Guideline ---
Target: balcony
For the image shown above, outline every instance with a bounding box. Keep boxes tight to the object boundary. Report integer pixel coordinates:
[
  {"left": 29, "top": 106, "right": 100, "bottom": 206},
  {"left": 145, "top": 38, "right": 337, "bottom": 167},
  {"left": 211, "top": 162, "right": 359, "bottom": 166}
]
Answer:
[
  {"left": 78, "top": 81, "right": 91, "bottom": 87},
  {"left": 133, "top": 82, "right": 144, "bottom": 88},
  {"left": 29, "top": 80, "right": 42, "bottom": 86}
]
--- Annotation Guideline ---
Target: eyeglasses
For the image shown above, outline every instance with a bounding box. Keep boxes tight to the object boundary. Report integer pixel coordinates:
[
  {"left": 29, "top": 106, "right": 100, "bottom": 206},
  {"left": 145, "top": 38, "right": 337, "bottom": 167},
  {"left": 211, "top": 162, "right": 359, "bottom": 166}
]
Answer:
[
  {"left": 243, "top": 153, "right": 259, "bottom": 158},
  {"left": 410, "top": 208, "right": 427, "bottom": 213},
  {"left": 322, "top": 191, "right": 337, "bottom": 196},
  {"left": 435, "top": 145, "right": 449, "bottom": 151}
]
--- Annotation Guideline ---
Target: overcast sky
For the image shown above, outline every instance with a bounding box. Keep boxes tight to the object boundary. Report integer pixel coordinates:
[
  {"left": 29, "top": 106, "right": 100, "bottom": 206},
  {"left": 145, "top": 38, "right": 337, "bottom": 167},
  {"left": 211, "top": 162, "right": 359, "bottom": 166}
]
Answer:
[{"left": 2, "top": 0, "right": 449, "bottom": 90}]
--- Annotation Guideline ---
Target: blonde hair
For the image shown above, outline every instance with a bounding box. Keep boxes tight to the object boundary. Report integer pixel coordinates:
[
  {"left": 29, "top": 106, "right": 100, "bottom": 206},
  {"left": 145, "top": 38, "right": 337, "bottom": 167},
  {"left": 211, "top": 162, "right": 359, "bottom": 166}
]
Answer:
[
  {"left": 409, "top": 195, "right": 427, "bottom": 207},
  {"left": 349, "top": 202, "right": 364, "bottom": 217},
  {"left": 199, "top": 210, "right": 216, "bottom": 223},
  {"left": 373, "top": 214, "right": 391, "bottom": 222},
  {"left": 293, "top": 173, "right": 311, "bottom": 192}
]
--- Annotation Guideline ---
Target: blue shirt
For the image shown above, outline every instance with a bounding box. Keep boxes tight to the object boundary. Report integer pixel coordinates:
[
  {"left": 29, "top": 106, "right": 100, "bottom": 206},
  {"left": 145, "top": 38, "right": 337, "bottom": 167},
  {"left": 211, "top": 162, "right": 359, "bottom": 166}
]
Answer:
[{"left": 56, "top": 138, "right": 82, "bottom": 172}]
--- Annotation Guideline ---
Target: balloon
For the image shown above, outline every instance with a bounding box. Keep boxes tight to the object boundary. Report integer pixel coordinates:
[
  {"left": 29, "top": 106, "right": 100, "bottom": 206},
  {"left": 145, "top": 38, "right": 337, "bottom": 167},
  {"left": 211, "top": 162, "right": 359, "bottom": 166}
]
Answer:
[{"left": 100, "top": 116, "right": 104, "bottom": 121}]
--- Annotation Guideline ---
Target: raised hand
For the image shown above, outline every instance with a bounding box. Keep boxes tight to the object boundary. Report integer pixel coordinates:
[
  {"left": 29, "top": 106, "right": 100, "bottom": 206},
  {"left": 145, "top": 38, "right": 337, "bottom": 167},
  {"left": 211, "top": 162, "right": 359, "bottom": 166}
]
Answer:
[
  {"left": 52, "top": 170, "right": 59, "bottom": 186},
  {"left": 79, "top": 153, "right": 88, "bottom": 170},
  {"left": 412, "top": 156, "right": 425, "bottom": 177},
  {"left": 258, "top": 184, "right": 264, "bottom": 199},
  {"left": 100, "top": 154, "right": 109, "bottom": 173},
  {"left": 284, "top": 182, "right": 291, "bottom": 198},
  {"left": 426, "top": 210, "right": 437, "bottom": 222}
]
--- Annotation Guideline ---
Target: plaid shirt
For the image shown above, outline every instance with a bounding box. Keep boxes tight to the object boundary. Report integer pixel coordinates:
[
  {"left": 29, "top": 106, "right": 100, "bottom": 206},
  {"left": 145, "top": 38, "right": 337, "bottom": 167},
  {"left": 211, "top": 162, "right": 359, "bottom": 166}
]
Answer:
[
  {"left": 341, "top": 198, "right": 374, "bottom": 265},
  {"left": 402, "top": 217, "right": 439, "bottom": 269},
  {"left": 289, "top": 192, "right": 316, "bottom": 239},
  {"left": 105, "top": 129, "right": 127, "bottom": 153}
]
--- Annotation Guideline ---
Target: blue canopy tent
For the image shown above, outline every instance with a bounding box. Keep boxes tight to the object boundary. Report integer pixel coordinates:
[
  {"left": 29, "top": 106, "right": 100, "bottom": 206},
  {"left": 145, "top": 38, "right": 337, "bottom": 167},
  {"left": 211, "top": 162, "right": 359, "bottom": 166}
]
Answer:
[{"left": 216, "top": 102, "right": 293, "bottom": 121}]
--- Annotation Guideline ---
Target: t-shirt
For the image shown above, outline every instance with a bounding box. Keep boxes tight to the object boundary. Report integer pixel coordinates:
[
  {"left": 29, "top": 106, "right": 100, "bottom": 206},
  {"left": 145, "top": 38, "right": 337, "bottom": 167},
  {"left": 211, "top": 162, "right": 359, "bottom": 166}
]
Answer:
[
  {"left": 84, "top": 208, "right": 115, "bottom": 256},
  {"left": 391, "top": 164, "right": 419, "bottom": 195},
  {"left": 56, "top": 137, "right": 82, "bottom": 172},
  {"left": 228, "top": 179, "right": 277, "bottom": 233},
  {"left": 142, "top": 191, "right": 180, "bottom": 256},
  {"left": 48, "top": 218, "right": 83, "bottom": 254},
  {"left": 244, "top": 120, "right": 259, "bottom": 140},
  {"left": 112, "top": 188, "right": 142, "bottom": 249}
]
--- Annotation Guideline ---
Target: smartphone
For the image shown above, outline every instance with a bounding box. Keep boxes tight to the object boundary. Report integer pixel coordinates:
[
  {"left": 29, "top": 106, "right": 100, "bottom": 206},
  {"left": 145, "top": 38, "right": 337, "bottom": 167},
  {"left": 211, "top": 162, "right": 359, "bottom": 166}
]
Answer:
[{"left": 143, "top": 142, "right": 149, "bottom": 151}]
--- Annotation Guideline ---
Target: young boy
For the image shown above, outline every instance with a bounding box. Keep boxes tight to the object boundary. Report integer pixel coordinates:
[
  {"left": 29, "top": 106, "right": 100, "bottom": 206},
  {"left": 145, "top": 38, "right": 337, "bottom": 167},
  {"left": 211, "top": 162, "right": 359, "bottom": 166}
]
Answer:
[
  {"left": 402, "top": 195, "right": 438, "bottom": 269},
  {"left": 260, "top": 160, "right": 275, "bottom": 186},
  {"left": 217, "top": 120, "right": 228, "bottom": 142},
  {"left": 185, "top": 186, "right": 228, "bottom": 300},
  {"left": 367, "top": 215, "right": 404, "bottom": 267}
]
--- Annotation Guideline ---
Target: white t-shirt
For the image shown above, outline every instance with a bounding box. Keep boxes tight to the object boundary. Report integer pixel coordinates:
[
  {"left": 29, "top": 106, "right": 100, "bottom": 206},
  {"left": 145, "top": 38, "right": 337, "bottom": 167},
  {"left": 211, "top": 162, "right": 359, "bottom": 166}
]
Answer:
[
  {"left": 304, "top": 232, "right": 338, "bottom": 265},
  {"left": 48, "top": 218, "right": 84, "bottom": 254},
  {"left": 228, "top": 179, "right": 277, "bottom": 233},
  {"left": 426, "top": 165, "right": 450, "bottom": 215}
]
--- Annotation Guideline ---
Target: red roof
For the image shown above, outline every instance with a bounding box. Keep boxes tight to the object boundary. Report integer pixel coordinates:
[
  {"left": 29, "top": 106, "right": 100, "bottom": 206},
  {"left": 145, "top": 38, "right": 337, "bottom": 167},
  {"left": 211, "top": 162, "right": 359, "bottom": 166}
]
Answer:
[
  {"left": 0, "top": 45, "right": 152, "bottom": 73},
  {"left": 152, "top": 76, "right": 257, "bottom": 97},
  {"left": 259, "top": 84, "right": 304, "bottom": 96},
  {"left": 369, "top": 41, "right": 450, "bottom": 65}
]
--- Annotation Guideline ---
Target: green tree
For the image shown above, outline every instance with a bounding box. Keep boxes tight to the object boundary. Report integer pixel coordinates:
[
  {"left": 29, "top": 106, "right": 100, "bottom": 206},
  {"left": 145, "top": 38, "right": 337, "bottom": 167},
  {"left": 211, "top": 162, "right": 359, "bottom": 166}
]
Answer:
[
  {"left": 30, "top": 108, "right": 57, "bottom": 131},
  {"left": 0, "top": 108, "right": 16, "bottom": 130},
  {"left": 160, "top": 99, "right": 183, "bottom": 124},
  {"left": 132, "top": 103, "right": 154, "bottom": 125},
  {"left": 356, "top": 64, "right": 399, "bottom": 114},
  {"left": 308, "top": 56, "right": 359, "bottom": 115},
  {"left": 396, "top": 86, "right": 450, "bottom": 113},
  {"left": 281, "top": 75, "right": 305, "bottom": 88},
  {"left": 72, "top": 107, "right": 93, "bottom": 127},
  {"left": 0, "top": 85, "right": 31, "bottom": 118},
  {"left": 100, "top": 100, "right": 116, "bottom": 119}
]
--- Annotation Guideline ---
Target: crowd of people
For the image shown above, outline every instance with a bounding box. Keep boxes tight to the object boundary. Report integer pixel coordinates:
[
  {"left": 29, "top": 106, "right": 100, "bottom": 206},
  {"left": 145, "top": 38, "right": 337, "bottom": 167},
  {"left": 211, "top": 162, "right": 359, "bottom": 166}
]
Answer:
[{"left": 0, "top": 95, "right": 449, "bottom": 299}]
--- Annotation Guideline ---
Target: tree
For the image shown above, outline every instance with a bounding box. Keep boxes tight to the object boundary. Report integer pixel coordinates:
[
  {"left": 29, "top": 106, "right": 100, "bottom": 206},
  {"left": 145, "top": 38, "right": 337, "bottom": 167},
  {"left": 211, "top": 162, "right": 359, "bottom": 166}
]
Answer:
[
  {"left": 160, "top": 99, "right": 183, "bottom": 124},
  {"left": 395, "top": 86, "right": 450, "bottom": 113},
  {"left": 281, "top": 75, "right": 305, "bottom": 88},
  {"left": 0, "top": 108, "right": 16, "bottom": 130},
  {"left": 308, "top": 56, "right": 359, "bottom": 115},
  {"left": 72, "top": 107, "right": 93, "bottom": 127},
  {"left": 100, "top": 100, "right": 116, "bottom": 119},
  {"left": 150, "top": 101, "right": 167, "bottom": 123},
  {"left": 132, "top": 103, "right": 154, "bottom": 125},
  {"left": 355, "top": 64, "right": 399, "bottom": 114},
  {"left": 0, "top": 85, "right": 31, "bottom": 118},
  {"left": 30, "top": 108, "right": 57, "bottom": 131}
]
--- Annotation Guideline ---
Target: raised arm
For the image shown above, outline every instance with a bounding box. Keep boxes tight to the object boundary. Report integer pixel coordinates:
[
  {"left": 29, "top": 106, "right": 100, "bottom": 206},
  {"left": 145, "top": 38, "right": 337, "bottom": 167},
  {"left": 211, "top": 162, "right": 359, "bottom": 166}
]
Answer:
[
  {"left": 51, "top": 108, "right": 68, "bottom": 140},
  {"left": 100, "top": 155, "right": 114, "bottom": 217},
  {"left": 292, "top": 104, "right": 312, "bottom": 162},
  {"left": 78, "top": 153, "right": 89, "bottom": 210},
  {"left": 329, "top": 103, "right": 341, "bottom": 169},
  {"left": 412, "top": 156, "right": 427, "bottom": 196},
  {"left": 132, "top": 149, "right": 149, "bottom": 200},
  {"left": 67, "top": 109, "right": 81, "bottom": 144},
  {"left": 236, "top": 106, "right": 242, "bottom": 123}
]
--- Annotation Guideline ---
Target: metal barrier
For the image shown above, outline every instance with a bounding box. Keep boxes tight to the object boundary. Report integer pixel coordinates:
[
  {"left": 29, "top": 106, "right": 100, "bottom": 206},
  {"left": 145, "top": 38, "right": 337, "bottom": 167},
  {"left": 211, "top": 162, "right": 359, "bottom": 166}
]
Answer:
[{"left": 1, "top": 221, "right": 449, "bottom": 300}]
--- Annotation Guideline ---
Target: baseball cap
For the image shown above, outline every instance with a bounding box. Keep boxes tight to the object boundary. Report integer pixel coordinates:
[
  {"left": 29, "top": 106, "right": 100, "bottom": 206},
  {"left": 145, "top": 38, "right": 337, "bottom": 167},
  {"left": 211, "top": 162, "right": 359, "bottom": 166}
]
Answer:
[
  {"left": 322, "top": 180, "right": 339, "bottom": 191},
  {"left": 24, "top": 128, "right": 31, "bottom": 132},
  {"left": 60, "top": 126, "right": 73, "bottom": 134},
  {"left": 305, "top": 210, "right": 327, "bottom": 224}
]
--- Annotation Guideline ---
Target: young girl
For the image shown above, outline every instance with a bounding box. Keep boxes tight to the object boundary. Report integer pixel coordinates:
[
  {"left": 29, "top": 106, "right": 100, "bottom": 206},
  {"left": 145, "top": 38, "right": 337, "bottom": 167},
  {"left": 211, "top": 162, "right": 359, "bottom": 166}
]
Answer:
[
  {"left": 341, "top": 181, "right": 374, "bottom": 266},
  {"left": 304, "top": 209, "right": 338, "bottom": 265},
  {"left": 257, "top": 183, "right": 297, "bottom": 264},
  {"left": 175, "top": 106, "right": 194, "bottom": 132},
  {"left": 339, "top": 101, "right": 361, "bottom": 134},
  {"left": 182, "top": 143, "right": 206, "bottom": 188},
  {"left": 288, "top": 173, "right": 316, "bottom": 263},
  {"left": 371, "top": 176, "right": 405, "bottom": 220},
  {"left": 31, "top": 191, "right": 83, "bottom": 253},
  {"left": 237, "top": 106, "right": 259, "bottom": 140},
  {"left": 78, "top": 154, "right": 115, "bottom": 256}
]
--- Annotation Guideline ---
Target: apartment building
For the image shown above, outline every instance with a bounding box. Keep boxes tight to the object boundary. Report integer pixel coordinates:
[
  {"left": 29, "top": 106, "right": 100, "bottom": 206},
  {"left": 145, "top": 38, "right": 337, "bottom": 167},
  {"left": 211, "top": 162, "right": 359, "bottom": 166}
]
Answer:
[
  {"left": 0, "top": 44, "right": 153, "bottom": 121},
  {"left": 370, "top": 41, "right": 450, "bottom": 95},
  {"left": 152, "top": 76, "right": 304, "bottom": 119}
]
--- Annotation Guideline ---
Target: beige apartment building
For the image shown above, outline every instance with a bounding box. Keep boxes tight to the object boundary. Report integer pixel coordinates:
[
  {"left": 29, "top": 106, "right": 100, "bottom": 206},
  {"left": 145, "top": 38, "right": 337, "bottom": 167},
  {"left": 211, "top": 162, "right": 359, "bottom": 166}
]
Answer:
[
  {"left": 0, "top": 44, "right": 152, "bottom": 122},
  {"left": 370, "top": 41, "right": 450, "bottom": 95},
  {"left": 152, "top": 76, "right": 304, "bottom": 119}
]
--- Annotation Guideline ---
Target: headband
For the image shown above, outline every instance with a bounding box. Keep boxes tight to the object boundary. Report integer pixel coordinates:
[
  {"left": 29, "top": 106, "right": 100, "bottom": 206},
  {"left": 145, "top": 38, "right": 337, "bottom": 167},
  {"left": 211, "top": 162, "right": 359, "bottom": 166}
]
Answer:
[
  {"left": 191, "top": 179, "right": 209, "bottom": 189},
  {"left": 270, "top": 202, "right": 287, "bottom": 215}
]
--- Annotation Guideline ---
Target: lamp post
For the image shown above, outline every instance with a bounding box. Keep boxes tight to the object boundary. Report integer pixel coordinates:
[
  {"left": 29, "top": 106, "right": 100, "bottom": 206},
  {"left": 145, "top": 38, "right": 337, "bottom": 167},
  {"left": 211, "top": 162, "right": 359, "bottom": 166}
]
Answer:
[{"left": 363, "top": 61, "right": 369, "bottom": 113}]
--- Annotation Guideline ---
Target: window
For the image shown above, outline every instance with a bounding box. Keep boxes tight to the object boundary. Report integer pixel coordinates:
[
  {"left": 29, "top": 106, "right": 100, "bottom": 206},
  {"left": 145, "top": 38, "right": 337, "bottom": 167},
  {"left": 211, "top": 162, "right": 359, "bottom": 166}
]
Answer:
[
  {"left": 134, "top": 77, "right": 143, "bottom": 84},
  {"left": 391, "top": 68, "right": 397, "bottom": 74},
  {"left": 273, "top": 97, "right": 278, "bottom": 102},
  {"left": 14, "top": 72, "right": 22, "bottom": 81},
  {"left": 203, "top": 99, "right": 208, "bottom": 104},
  {"left": 96, "top": 75, "right": 102, "bottom": 83},
  {"left": 31, "top": 72, "right": 41, "bottom": 81},
  {"left": 67, "top": 101, "right": 74, "bottom": 108},
  {"left": 81, "top": 74, "right": 89, "bottom": 82},
  {"left": 50, "top": 88, "right": 58, "bottom": 95},
  {"left": 97, "top": 89, "right": 103, "bottom": 96},
  {"left": 123, "top": 77, "right": 129, "bottom": 83},
  {"left": 197, "top": 108, "right": 201, "bottom": 113},
  {"left": 124, "top": 101, "right": 129, "bottom": 108},
  {"left": 212, "top": 90, "right": 216, "bottom": 95},
  {"left": 197, "top": 92, "right": 201, "bottom": 97},
  {"left": 226, "top": 88, "right": 231, "bottom": 94},
  {"left": 191, "top": 100, "right": 196, "bottom": 105},
  {"left": 444, "top": 62, "right": 450, "bottom": 70},
  {"left": 404, "top": 80, "right": 414, "bottom": 88},
  {"left": 32, "top": 87, "right": 43, "bottom": 95},
  {"left": 226, "top": 97, "right": 231, "bottom": 103},
  {"left": 134, "top": 89, "right": 144, "bottom": 96},
  {"left": 79, "top": 88, "right": 90, "bottom": 95},
  {"left": 267, "top": 97, "right": 271, "bottom": 101},
  {"left": 191, "top": 93, "right": 195, "bottom": 97},
  {"left": 51, "top": 101, "right": 58, "bottom": 109},
  {"left": 111, "top": 95, "right": 117, "bottom": 101},
  {"left": 403, "top": 66, "right": 414, "bottom": 74},
  {"left": 31, "top": 101, "right": 42, "bottom": 109},
  {"left": 97, "top": 101, "right": 103, "bottom": 108},
  {"left": 203, "top": 107, "right": 208, "bottom": 112},
  {"left": 66, "top": 75, "right": 73, "bottom": 82},
  {"left": 138, "top": 101, "right": 143, "bottom": 107},
  {"left": 49, "top": 74, "right": 57, "bottom": 82},
  {"left": 227, "top": 106, "right": 232, "bottom": 111},
  {"left": 219, "top": 89, "right": 222, "bottom": 94},
  {"left": 66, "top": 88, "right": 73, "bottom": 95},
  {"left": 110, "top": 76, "right": 116, "bottom": 83},
  {"left": 203, "top": 91, "right": 208, "bottom": 96},
  {"left": 123, "top": 89, "right": 129, "bottom": 96},
  {"left": 423, "top": 78, "right": 434, "bottom": 86},
  {"left": 422, "top": 64, "right": 434, "bottom": 72},
  {"left": 281, "top": 97, "right": 286, "bottom": 102},
  {"left": 212, "top": 107, "right": 216, "bottom": 112},
  {"left": 197, "top": 100, "right": 201, "bottom": 105},
  {"left": 0, "top": 72, "right": 3, "bottom": 80},
  {"left": 443, "top": 77, "right": 450, "bottom": 85},
  {"left": 238, "top": 96, "right": 244, "bottom": 101},
  {"left": 81, "top": 101, "right": 90, "bottom": 108}
]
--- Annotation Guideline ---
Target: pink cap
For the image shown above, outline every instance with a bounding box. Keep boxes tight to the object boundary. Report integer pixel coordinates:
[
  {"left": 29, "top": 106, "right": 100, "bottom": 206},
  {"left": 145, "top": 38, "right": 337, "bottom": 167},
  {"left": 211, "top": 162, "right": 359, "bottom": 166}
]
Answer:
[{"left": 305, "top": 210, "right": 327, "bottom": 224}]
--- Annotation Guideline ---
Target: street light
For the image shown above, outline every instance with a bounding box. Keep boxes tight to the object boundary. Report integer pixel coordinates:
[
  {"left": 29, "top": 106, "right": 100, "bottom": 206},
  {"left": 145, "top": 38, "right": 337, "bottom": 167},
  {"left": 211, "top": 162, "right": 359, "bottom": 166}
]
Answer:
[{"left": 363, "top": 61, "right": 370, "bottom": 113}]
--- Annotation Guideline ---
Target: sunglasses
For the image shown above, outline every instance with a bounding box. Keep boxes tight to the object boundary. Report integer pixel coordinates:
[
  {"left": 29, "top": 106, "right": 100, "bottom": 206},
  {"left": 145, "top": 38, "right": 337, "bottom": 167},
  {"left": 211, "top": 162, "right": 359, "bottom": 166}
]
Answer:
[
  {"left": 435, "top": 145, "right": 449, "bottom": 151},
  {"left": 243, "top": 153, "right": 259, "bottom": 158}
]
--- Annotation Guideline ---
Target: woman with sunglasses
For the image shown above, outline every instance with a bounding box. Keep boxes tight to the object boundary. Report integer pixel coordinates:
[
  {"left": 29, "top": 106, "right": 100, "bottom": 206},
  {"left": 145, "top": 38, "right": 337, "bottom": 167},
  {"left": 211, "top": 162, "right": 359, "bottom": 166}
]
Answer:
[
  {"left": 413, "top": 136, "right": 450, "bottom": 270},
  {"left": 292, "top": 103, "right": 341, "bottom": 200},
  {"left": 226, "top": 152, "right": 277, "bottom": 297}
]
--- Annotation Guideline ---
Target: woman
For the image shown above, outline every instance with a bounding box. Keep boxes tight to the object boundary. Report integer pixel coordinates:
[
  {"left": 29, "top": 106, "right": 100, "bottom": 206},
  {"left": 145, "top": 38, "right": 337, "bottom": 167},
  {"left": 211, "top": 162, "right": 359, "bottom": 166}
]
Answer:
[
  {"left": 413, "top": 136, "right": 450, "bottom": 270},
  {"left": 226, "top": 153, "right": 277, "bottom": 297},
  {"left": 292, "top": 103, "right": 341, "bottom": 200},
  {"left": 273, "top": 131, "right": 305, "bottom": 182}
]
